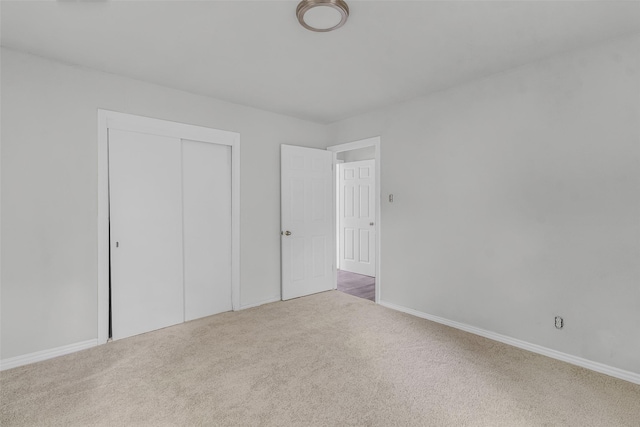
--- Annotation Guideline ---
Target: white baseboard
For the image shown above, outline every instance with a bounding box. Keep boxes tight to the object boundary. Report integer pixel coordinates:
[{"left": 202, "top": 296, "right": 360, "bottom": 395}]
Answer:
[
  {"left": 378, "top": 301, "right": 640, "bottom": 385},
  {"left": 239, "top": 296, "right": 281, "bottom": 310},
  {"left": 0, "top": 339, "right": 98, "bottom": 371},
  {"left": 2, "top": 297, "right": 282, "bottom": 370}
]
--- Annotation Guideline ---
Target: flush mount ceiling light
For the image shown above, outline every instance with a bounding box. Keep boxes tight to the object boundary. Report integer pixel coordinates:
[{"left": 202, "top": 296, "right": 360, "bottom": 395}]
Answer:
[{"left": 296, "top": 0, "right": 349, "bottom": 32}]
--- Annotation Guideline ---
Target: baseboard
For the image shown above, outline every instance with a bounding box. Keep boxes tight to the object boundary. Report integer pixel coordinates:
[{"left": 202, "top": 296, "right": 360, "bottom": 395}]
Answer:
[
  {"left": 0, "top": 339, "right": 98, "bottom": 371},
  {"left": 378, "top": 301, "right": 640, "bottom": 385},
  {"left": 239, "top": 296, "right": 281, "bottom": 310}
]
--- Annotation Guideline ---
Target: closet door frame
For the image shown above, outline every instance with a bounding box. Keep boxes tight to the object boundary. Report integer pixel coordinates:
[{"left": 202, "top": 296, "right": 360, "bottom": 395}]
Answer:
[{"left": 97, "top": 110, "right": 240, "bottom": 345}]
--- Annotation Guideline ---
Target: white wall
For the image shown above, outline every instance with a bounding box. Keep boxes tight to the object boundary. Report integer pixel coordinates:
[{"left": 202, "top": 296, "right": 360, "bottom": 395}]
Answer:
[
  {"left": 3, "top": 34, "right": 639, "bottom": 375},
  {"left": 337, "top": 146, "right": 375, "bottom": 162},
  {"left": 327, "top": 35, "right": 640, "bottom": 374},
  {"left": 0, "top": 48, "right": 328, "bottom": 360}
]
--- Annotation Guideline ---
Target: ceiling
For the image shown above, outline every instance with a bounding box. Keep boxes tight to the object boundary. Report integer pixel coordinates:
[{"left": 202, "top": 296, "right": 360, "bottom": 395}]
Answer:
[{"left": 2, "top": 1, "right": 639, "bottom": 124}]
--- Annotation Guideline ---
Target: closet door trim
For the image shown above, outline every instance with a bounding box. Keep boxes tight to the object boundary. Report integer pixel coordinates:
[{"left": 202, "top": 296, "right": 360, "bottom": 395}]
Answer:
[{"left": 97, "top": 110, "right": 240, "bottom": 345}]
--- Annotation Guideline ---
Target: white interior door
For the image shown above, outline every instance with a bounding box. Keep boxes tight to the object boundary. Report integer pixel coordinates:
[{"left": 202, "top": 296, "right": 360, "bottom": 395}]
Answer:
[
  {"left": 339, "top": 160, "right": 376, "bottom": 276},
  {"left": 281, "top": 145, "right": 334, "bottom": 300},
  {"left": 182, "top": 140, "right": 232, "bottom": 321},
  {"left": 109, "top": 129, "right": 184, "bottom": 340}
]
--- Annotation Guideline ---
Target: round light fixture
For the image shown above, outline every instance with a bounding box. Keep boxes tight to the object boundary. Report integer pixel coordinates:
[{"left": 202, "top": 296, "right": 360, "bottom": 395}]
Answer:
[{"left": 296, "top": 0, "right": 349, "bottom": 32}]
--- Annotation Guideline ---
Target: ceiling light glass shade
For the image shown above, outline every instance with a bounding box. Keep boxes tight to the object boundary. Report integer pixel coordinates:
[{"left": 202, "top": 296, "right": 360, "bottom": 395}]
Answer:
[{"left": 296, "top": 0, "right": 349, "bottom": 32}]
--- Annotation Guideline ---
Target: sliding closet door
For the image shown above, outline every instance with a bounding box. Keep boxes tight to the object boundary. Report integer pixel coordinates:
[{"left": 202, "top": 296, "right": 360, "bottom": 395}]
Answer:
[
  {"left": 182, "top": 140, "right": 232, "bottom": 321},
  {"left": 109, "top": 129, "right": 184, "bottom": 341}
]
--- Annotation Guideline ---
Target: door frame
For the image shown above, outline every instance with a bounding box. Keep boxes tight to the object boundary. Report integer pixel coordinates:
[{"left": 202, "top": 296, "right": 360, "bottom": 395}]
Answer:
[
  {"left": 327, "top": 136, "right": 381, "bottom": 303},
  {"left": 97, "top": 110, "right": 240, "bottom": 345}
]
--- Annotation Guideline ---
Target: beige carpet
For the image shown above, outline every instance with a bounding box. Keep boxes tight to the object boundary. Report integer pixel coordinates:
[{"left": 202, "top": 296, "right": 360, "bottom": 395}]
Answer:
[{"left": 2, "top": 291, "right": 639, "bottom": 426}]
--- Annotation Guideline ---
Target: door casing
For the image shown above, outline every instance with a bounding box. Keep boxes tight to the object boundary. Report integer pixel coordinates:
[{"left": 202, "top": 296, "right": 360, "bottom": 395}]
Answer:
[{"left": 97, "top": 110, "right": 240, "bottom": 345}]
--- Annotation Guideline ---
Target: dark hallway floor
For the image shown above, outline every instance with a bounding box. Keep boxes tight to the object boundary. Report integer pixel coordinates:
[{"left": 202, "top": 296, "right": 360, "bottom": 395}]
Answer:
[{"left": 337, "top": 270, "right": 375, "bottom": 302}]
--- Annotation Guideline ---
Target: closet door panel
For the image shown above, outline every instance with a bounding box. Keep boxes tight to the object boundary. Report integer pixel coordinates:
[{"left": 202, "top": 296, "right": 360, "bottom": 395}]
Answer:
[
  {"left": 182, "top": 140, "right": 232, "bottom": 321},
  {"left": 109, "top": 129, "right": 184, "bottom": 340}
]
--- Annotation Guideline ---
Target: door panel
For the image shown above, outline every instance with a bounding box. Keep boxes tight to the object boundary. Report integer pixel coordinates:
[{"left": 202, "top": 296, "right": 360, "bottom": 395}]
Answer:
[
  {"left": 109, "top": 129, "right": 184, "bottom": 340},
  {"left": 359, "top": 230, "right": 370, "bottom": 262},
  {"left": 339, "top": 160, "right": 376, "bottom": 276},
  {"left": 281, "top": 145, "right": 334, "bottom": 300},
  {"left": 182, "top": 140, "right": 232, "bottom": 321}
]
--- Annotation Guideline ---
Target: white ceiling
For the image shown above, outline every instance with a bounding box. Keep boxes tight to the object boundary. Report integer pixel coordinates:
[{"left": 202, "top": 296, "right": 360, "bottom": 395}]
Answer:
[{"left": 2, "top": 1, "right": 639, "bottom": 124}]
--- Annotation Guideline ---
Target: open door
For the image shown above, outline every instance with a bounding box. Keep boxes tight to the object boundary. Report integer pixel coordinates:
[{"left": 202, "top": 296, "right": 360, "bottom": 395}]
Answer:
[{"left": 281, "top": 145, "right": 334, "bottom": 300}]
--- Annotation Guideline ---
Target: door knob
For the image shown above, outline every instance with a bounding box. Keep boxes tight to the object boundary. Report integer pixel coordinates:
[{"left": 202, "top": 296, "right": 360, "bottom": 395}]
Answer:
[
  {"left": 369, "top": 222, "right": 374, "bottom": 226},
  {"left": 283, "top": 231, "right": 292, "bottom": 236}
]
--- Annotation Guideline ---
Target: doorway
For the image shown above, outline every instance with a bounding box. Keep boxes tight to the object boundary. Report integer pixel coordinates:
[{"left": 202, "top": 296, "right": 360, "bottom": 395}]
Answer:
[{"left": 327, "top": 137, "right": 381, "bottom": 303}]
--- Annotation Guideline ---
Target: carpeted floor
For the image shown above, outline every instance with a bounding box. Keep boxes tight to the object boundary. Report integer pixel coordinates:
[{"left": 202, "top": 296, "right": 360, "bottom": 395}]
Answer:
[{"left": 2, "top": 290, "right": 639, "bottom": 426}]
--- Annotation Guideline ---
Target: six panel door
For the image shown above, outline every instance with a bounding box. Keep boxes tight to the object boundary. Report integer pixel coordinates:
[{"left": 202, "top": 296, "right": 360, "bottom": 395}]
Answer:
[
  {"left": 281, "top": 145, "right": 334, "bottom": 300},
  {"left": 339, "top": 160, "right": 376, "bottom": 276}
]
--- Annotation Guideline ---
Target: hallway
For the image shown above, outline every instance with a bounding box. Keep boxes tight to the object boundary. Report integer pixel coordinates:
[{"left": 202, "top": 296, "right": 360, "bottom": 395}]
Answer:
[{"left": 337, "top": 270, "right": 375, "bottom": 302}]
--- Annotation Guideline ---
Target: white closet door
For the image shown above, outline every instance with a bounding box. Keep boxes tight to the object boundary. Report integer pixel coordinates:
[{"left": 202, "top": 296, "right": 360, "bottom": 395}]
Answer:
[
  {"left": 182, "top": 140, "right": 232, "bottom": 321},
  {"left": 109, "top": 129, "right": 184, "bottom": 341}
]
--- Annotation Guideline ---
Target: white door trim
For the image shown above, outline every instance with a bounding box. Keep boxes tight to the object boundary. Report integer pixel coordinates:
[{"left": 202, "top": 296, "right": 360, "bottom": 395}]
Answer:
[
  {"left": 97, "top": 110, "right": 240, "bottom": 345},
  {"left": 326, "top": 137, "right": 381, "bottom": 303}
]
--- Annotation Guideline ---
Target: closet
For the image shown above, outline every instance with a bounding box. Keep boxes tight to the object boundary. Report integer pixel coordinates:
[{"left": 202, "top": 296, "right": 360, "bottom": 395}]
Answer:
[{"left": 108, "top": 128, "right": 231, "bottom": 340}]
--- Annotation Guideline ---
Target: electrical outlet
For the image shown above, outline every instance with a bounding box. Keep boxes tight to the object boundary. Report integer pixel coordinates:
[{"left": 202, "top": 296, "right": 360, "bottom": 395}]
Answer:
[
  {"left": 389, "top": 194, "right": 394, "bottom": 203},
  {"left": 555, "top": 316, "right": 564, "bottom": 329}
]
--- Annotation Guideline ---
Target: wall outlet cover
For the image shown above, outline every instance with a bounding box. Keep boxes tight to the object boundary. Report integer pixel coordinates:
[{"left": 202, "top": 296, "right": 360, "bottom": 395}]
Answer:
[{"left": 555, "top": 316, "right": 564, "bottom": 329}]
